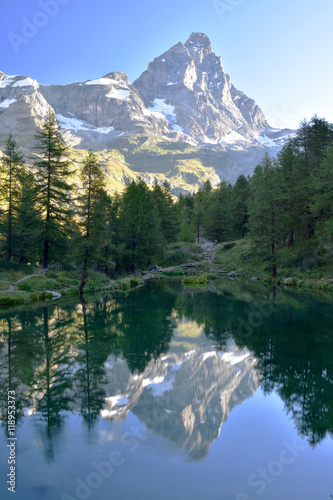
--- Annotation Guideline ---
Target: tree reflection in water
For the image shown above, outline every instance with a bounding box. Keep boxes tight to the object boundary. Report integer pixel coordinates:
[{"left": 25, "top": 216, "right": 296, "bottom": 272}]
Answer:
[{"left": 0, "top": 280, "right": 332, "bottom": 459}]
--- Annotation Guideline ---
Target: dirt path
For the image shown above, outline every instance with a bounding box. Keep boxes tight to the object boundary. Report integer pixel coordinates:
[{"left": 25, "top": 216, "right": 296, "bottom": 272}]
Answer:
[
  {"left": 161, "top": 240, "right": 220, "bottom": 274},
  {"left": 6, "top": 269, "right": 47, "bottom": 293},
  {"left": 200, "top": 241, "right": 220, "bottom": 265}
]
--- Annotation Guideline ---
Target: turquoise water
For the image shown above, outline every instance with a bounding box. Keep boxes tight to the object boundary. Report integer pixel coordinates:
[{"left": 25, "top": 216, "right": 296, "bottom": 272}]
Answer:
[{"left": 0, "top": 280, "right": 332, "bottom": 499}]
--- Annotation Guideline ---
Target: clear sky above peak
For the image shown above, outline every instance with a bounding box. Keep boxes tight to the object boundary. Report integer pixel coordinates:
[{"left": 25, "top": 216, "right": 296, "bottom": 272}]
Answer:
[{"left": 1, "top": 0, "right": 332, "bottom": 129}]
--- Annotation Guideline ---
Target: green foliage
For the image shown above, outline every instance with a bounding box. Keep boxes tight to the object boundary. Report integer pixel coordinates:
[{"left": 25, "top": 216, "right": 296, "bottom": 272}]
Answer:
[
  {"left": 1, "top": 114, "right": 333, "bottom": 288},
  {"left": 162, "top": 269, "right": 186, "bottom": 277},
  {"left": 152, "top": 183, "right": 179, "bottom": 242},
  {"left": 248, "top": 154, "right": 282, "bottom": 276},
  {"left": 206, "top": 272, "right": 217, "bottom": 280},
  {"left": 230, "top": 174, "right": 249, "bottom": 238},
  {"left": 34, "top": 111, "right": 75, "bottom": 268},
  {"left": 178, "top": 221, "right": 195, "bottom": 243},
  {"left": 182, "top": 274, "right": 207, "bottom": 286},
  {"left": 203, "top": 182, "right": 233, "bottom": 242},
  {"left": 119, "top": 180, "right": 165, "bottom": 270},
  {"left": 222, "top": 242, "right": 236, "bottom": 251},
  {"left": 75, "top": 150, "right": 113, "bottom": 292},
  {"left": 0, "top": 134, "right": 34, "bottom": 262}
]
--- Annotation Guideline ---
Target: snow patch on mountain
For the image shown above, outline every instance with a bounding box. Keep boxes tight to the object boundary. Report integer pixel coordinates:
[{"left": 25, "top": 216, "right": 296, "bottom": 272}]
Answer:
[
  {"left": 0, "top": 75, "right": 17, "bottom": 88},
  {"left": 85, "top": 77, "right": 119, "bottom": 86},
  {"left": 0, "top": 98, "right": 17, "bottom": 108},
  {"left": 219, "top": 131, "right": 250, "bottom": 145},
  {"left": 12, "top": 77, "right": 38, "bottom": 89},
  {"left": 148, "top": 98, "right": 183, "bottom": 132},
  {"left": 106, "top": 88, "right": 131, "bottom": 100},
  {"left": 256, "top": 134, "right": 278, "bottom": 148},
  {"left": 56, "top": 114, "right": 114, "bottom": 134}
]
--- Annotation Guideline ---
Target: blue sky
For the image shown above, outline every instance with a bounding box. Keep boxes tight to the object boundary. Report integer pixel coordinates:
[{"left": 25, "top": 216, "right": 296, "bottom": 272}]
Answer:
[{"left": 1, "top": 0, "right": 332, "bottom": 129}]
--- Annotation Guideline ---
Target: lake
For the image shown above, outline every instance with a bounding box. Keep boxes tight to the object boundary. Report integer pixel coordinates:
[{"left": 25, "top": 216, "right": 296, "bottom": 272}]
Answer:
[{"left": 0, "top": 279, "right": 332, "bottom": 500}]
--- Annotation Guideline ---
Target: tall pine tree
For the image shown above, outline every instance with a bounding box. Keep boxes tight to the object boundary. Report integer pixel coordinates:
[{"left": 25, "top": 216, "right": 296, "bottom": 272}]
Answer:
[
  {"left": 249, "top": 154, "right": 282, "bottom": 277},
  {"left": 0, "top": 134, "right": 24, "bottom": 260},
  {"left": 119, "top": 180, "right": 164, "bottom": 271},
  {"left": 77, "top": 150, "right": 109, "bottom": 293},
  {"left": 34, "top": 111, "right": 74, "bottom": 268}
]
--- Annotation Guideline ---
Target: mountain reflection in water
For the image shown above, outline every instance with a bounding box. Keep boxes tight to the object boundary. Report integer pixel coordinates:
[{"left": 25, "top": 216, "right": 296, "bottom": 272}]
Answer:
[{"left": 0, "top": 279, "right": 332, "bottom": 463}]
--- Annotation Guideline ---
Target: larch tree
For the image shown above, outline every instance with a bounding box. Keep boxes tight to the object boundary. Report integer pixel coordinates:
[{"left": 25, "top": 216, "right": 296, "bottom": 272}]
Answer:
[
  {"left": 119, "top": 180, "right": 164, "bottom": 271},
  {"left": 230, "top": 174, "right": 249, "bottom": 239},
  {"left": 34, "top": 111, "right": 74, "bottom": 269},
  {"left": 77, "top": 150, "right": 109, "bottom": 294},
  {"left": 0, "top": 134, "right": 24, "bottom": 260},
  {"left": 248, "top": 154, "right": 282, "bottom": 277}
]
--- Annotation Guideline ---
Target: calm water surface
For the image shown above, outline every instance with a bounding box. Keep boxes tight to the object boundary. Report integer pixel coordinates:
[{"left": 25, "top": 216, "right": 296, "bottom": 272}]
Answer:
[{"left": 0, "top": 280, "right": 332, "bottom": 500}]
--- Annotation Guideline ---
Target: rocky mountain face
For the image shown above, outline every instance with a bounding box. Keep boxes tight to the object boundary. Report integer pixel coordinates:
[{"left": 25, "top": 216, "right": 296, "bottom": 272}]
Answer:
[
  {"left": 0, "top": 33, "right": 294, "bottom": 191},
  {"left": 134, "top": 32, "right": 268, "bottom": 142}
]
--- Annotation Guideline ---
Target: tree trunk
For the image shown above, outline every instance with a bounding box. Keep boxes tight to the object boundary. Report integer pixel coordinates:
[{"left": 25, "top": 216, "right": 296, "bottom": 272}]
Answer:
[
  {"left": 111, "top": 262, "right": 118, "bottom": 279},
  {"left": 79, "top": 259, "right": 87, "bottom": 295},
  {"left": 7, "top": 163, "right": 12, "bottom": 261},
  {"left": 288, "top": 229, "right": 294, "bottom": 247},
  {"left": 43, "top": 239, "right": 49, "bottom": 269},
  {"left": 272, "top": 263, "right": 276, "bottom": 278}
]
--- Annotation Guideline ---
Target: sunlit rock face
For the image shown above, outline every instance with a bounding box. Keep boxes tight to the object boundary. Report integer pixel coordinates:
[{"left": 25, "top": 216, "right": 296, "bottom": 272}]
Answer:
[
  {"left": 134, "top": 32, "right": 268, "bottom": 143},
  {"left": 101, "top": 317, "right": 261, "bottom": 461},
  {"left": 0, "top": 33, "right": 292, "bottom": 150},
  {"left": 0, "top": 34, "right": 294, "bottom": 186}
]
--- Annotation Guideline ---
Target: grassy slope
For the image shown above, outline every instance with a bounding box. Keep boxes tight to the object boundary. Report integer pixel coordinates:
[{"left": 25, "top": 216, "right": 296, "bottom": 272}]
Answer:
[
  {"left": 3, "top": 236, "right": 333, "bottom": 309},
  {"left": 70, "top": 137, "right": 221, "bottom": 194},
  {"left": 0, "top": 243, "right": 207, "bottom": 308},
  {"left": 214, "top": 238, "right": 333, "bottom": 292}
]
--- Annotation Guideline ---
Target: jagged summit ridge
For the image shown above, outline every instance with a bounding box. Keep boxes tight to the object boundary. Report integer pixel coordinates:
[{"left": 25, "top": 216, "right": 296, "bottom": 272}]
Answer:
[
  {"left": 0, "top": 33, "right": 294, "bottom": 190},
  {"left": 185, "top": 32, "right": 212, "bottom": 52},
  {"left": 133, "top": 32, "right": 268, "bottom": 142},
  {"left": 0, "top": 34, "right": 286, "bottom": 147}
]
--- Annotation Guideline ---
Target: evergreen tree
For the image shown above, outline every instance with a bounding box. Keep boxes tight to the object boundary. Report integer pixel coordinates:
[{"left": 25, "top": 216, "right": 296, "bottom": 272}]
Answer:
[
  {"left": 230, "top": 174, "right": 249, "bottom": 238},
  {"left": 176, "top": 192, "right": 195, "bottom": 243},
  {"left": 248, "top": 154, "right": 282, "bottom": 277},
  {"left": 0, "top": 134, "right": 24, "bottom": 260},
  {"left": 119, "top": 180, "right": 164, "bottom": 270},
  {"left": 193, "top": 189, "right": 206, "bottom": 243},
  {"left": 14, "top": 169, "right": 41, "bottom": 263},
  {"left": 294, "top": 116, "right": 333, "bottom": 239},
  {"left": 34, "top": 111, "right": 74, "bottom": 268},
  {"left": 77, "top": 150, "right": 109, "bottom": 293},
  {"left": 277, "top": 139, "right": 299, "bottom": 247},
  {"left": 204, "top": 182, "right": 232, "bottom": 242},
  {"left": 311, "top": 143, "right": 333, "bottom": 239},
  {"left": 152, "top": 182, "right": 179, "bottom": 242}
]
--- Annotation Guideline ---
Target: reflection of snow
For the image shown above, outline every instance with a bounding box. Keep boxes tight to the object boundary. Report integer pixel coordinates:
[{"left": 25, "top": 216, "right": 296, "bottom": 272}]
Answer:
[
  {"left": 100, "top": 409, "right": 117, "bottom": 418},
  {"left": 203, "top": 352, "right": 216, "bottom": 362},
  {"left": 143, "top": 375, "right": 175, "bottom": 397},
  {"left": 106, "top": 395, "right": 129, "bottom": 406},
  {"left": 218, "top": 352, "right": 250, "bottom": 365}
]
